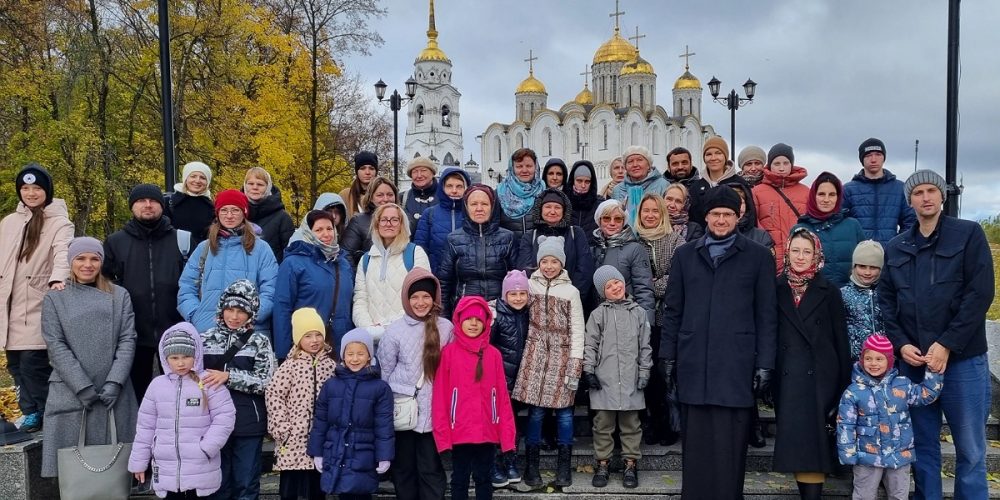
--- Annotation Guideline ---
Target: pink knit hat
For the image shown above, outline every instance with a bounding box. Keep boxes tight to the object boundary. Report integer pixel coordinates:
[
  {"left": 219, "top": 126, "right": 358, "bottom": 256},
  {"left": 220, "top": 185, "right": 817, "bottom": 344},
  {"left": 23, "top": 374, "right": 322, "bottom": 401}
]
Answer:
[
  {"left": 502, "top": 270, "right": 529, "bottom": 299},
  {"left": 862, "top": 334, "right": 895, "bottom": 369}
]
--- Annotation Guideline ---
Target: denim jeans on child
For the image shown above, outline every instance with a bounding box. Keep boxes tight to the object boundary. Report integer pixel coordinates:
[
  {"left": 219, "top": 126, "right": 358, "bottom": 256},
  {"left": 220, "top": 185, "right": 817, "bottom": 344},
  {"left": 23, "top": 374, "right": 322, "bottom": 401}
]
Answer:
[
  {"left": 451, "top": 443, "right": 495, "bottom": 500},
  {"left": 525, "top": 406, "right": 573, "bottom": 446},
  {"left": 899, "top": 354, "right": 990, "bottom": 500}
]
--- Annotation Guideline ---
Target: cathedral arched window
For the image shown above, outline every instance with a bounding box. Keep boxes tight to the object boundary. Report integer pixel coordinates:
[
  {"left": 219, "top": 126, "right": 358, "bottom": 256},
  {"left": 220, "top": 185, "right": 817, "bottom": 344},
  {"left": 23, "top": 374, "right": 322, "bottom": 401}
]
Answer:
[
  {"left": 444, "top": 152, "right": 455, "bottom": 165},
  {"left": 544, "top": 129, "right": 552, "bottom": 156},
  {"left": 628, "top": 86, "right": 633, "bottom": 107},
  {"left": 574, "top": 126, "right": 581, "bottom": 153},
  {"left": 601, "top": 122, "right": 608, "bottom": 150},
  {"left": 611, "top": 76, "right": 618, "bottom": 104},
  {"left": 631, "top": 123, "right": 639, "bottom": 145},
  {"left": 652, "top": 126, "right": 660, "bottom": 154},
  {"left": 688, "top": 98, "right": 693, "bottom": 114},
  {"left": 640, "top": 85, "right": 645, "bottom": 109},
  {"left": 442, "top": 105, "right": 451, "bottom": 127},
  {"left": 517, "top": 133, "right": 525, "bottom": 149},
  {"left": 530, "top": 102, "right": 535, "bottom": 117},
  {"left": 417, "top": 104, "right": 425, "bottom": 124},
  {"left": 495, "top": 137, "right": 502, "bottom": 161}
]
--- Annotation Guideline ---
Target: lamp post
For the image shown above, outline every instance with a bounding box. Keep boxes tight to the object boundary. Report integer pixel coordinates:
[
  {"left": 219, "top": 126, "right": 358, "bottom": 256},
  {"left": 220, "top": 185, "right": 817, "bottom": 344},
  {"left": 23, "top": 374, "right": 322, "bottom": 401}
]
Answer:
[
  {"left": 375, "top": 77, "right": 417, "bottom": 188},
  {"left": 486, "top": 166, "right": 504, "bottom": 187},
  {"left": 707, "top": 76, "right": 757, "bottom": 160},
  {"left": 157, "top": 0, "right": 176, "bottom": 190}
]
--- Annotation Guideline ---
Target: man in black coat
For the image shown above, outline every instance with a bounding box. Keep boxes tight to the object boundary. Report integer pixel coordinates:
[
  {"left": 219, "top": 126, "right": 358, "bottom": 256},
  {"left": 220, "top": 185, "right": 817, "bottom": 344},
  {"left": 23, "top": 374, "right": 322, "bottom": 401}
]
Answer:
[
  {"left": 103, "top": 184, "right": 186, "bottom": 399},
  {"left": 659, "top": 185, "right": 777, "bottom": 499}
]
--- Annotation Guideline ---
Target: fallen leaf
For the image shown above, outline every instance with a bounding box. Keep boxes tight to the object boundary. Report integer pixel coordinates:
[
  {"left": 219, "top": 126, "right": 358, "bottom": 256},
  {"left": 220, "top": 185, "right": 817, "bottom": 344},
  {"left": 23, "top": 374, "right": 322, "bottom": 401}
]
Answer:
[{"left": 576, "top": 464, "right": 594, "bottom": 473}]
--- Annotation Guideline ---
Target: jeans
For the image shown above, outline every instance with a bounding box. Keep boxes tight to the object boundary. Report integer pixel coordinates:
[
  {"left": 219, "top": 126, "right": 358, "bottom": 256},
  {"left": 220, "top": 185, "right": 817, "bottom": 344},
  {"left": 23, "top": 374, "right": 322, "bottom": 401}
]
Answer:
[
  {"left": 208, "top": 435, "right": 264, "bottom": 500},
  {"left": 900, "top": 353, "right": 990, "bottom": 500},
  {"left": 6, "top": 349, "right": 51, "bottom": 415},
  {"left": 451, "top": 443, "right": 495, "bottom": 500},
  {"left": 525, "top": 405, "right": 573, "bottom": 446}
]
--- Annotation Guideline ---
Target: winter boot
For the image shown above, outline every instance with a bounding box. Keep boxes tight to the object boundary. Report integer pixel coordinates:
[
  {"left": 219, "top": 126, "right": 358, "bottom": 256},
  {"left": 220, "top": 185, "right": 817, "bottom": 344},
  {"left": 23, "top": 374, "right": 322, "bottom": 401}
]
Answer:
[
  {"left": 523, "top": 445, "right": 542, "bottom": 487},
  {"left": 796, "top": 481, "right": 823, "bottom": 500},
  {"left": 505, "top": 451, "right": 522, "bottom": 483},
  {"left": 554, "top": 445, "right": 573, "bottom": 487},
  {"left": 591, "top": 460, "right": 610, "bottom": 488},
  {"left": 623, "top": 459, "right": 639, "bottom": 488},
  {"left": 490, "top": 451, "right": 509, "bottom": 488}
]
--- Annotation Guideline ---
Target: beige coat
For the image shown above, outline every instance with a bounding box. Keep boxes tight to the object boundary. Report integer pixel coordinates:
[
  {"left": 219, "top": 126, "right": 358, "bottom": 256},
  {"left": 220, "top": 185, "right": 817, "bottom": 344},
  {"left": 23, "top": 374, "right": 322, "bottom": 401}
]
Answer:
[
  {"left": 264, "top": 348, "right": 336, "bottom": 470},
  {"left": 0, "top": 199, "right": 74, "bottom": 350}
]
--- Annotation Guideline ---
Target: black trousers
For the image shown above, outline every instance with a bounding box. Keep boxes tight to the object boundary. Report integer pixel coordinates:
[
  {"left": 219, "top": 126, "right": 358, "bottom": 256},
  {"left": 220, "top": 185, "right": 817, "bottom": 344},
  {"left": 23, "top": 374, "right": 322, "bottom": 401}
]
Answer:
[
  {"left": 451, "top": 443, "right": 495, "bottom": 500},
  {"left": 391, "top": 431, "right": 446, "bottom": 500},
  {"left": 165, "top": 491, "right": 202, "bottom": 499},
  {"left": 5, "top": 349, "right": 51, "bottom": 415},
  {"left": 130, "top": 345, "right": 160, "bottom": 401},
  {"left": 680, "top": 404, "right": 751, "bottom": 500}
]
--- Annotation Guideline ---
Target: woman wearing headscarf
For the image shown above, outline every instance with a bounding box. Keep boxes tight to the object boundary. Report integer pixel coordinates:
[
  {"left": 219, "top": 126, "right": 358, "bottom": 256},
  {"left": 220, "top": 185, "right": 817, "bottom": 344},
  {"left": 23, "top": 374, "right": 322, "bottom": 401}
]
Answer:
[
  {"left": 340, "top": 151, "right": 379, "bottom": 219},
  {"left": 792, "top": 172, "right": 865, "bottom": 287},
  {"left": 341, "top": 176, "right": 400, "bottom": 268},
  {"left": 287, "top": 193, "right": 347, "bottom": 245},
  {"left": 753, "top": 143, "right": 809, "bottom": 271},
  {"left": 165, "top": 161, "right": 215, "bottom": 246},
  {"left": 244, "top": 167, "right": 294, "bottom": 262},
  {"left": 563, "top": 160, "right": 603, "bottom": 240},
  {"left": 590, "top": 199, "right": 655, "bottom": 323},
  {"left": 497, "top": 148, "right": 545, "bottom": 237},
  {"left": 542, "top": 158, "right": 568, "bottom": 189},
  {"left": 273, "top": 210, "right": 355, "bottom": 359},
  {"left": 663, "top": 183, "right": 704, "bottom": 243},
  {"left": 772, "top": 227, "right": 852, "bottom": 500},
  {"left": 40, "top": 237, "right": 139, "bottom": 478}
]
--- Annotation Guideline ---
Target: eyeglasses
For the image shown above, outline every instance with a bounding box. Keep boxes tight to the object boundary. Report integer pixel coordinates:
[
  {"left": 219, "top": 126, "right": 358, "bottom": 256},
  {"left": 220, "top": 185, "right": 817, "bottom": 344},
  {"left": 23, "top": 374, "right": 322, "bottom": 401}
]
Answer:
[
  {"left": 378, "top": 217, "right": 402, "bottom": 226},
  {"left": 705, "top": 210, "right": 738, "bottom": 220},
  {"left": 218, "top": 207, "right": 243, "bottom": 216},
  {"left": 600, "top": 216, "right": 625, "bottom": 223}
]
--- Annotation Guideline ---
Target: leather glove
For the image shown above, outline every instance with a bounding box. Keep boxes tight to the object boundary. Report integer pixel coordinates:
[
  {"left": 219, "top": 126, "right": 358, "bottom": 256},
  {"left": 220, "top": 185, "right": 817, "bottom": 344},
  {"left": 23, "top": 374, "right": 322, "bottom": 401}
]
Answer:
[
  {"left": 99, "top": 382, "right": 122, "bottom": 408},
  {"left": 77, "top": 386, "right": 100, "bottom": 408},
  {"left": 583, "top": 372, "right": 601, "bottom": 391},
  {"left": 658, "top": 360, "right": 676, "bottom": 392},
  {"left": 376, "top": 460, "right": 391, "bottom": 474},
  {"left": 752, "top": 368, "right": 773, "bottom": 399},
  {"left": 565, "top": 377, "right": 579, "bottom": 391},
  {"left": 637, "top": 375, "right": 649, "bottom": 391},
  {"left": 313, "top": 457, "right": 323, "bottom": 472}
]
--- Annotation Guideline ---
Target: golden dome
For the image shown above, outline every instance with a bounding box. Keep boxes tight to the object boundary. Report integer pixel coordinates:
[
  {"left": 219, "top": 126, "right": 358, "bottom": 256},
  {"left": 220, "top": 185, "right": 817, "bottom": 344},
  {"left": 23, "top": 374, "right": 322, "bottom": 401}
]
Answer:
[
  {"left": 415, "top": 0, "right": 450, "bottom": 63},
  {"left": 673, "top": 70, "right": 701, "bottom": 90},
  {"left": 620, "top": 53, "right": 655, "bottom": 76},
  {"left": 593, "top": 29, "right": 636, "bottom": 64},
  {"left": 574, "top": 86, "right": 594, "bottom": 105},
  {"left": 516, "top": 72, "right": 547, "bottom": 94}
]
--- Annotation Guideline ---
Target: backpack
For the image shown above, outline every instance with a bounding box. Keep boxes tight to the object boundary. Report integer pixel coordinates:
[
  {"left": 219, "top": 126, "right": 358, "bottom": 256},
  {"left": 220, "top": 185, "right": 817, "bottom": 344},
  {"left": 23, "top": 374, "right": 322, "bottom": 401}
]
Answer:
[{"left": 362, "top": 241, "right": 417, "bottom": 275}]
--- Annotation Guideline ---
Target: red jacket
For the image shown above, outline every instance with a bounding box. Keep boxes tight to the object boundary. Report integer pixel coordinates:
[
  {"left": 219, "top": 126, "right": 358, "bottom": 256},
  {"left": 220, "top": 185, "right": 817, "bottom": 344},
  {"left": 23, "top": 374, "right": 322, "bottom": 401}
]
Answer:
[
  {"left": 432, "top": 296, "right": 516, "bottom": 453},
  {"left": 753, "top": 166, "right": 809, "bottom": 270}
]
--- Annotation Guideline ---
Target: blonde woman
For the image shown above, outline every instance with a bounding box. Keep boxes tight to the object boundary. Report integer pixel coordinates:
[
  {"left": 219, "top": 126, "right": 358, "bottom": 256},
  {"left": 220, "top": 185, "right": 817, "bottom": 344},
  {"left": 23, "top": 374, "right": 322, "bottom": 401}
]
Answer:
[
  {"left": 244, "top": 167, "right": 294, "bottom": 262},
  {"left": 165, "top": 161, "right": 215, "bottom": 246}
]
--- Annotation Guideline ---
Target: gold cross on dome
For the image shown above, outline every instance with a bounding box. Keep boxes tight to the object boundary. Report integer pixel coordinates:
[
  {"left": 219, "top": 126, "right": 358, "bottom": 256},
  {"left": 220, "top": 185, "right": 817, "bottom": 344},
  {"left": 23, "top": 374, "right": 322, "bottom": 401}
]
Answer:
[{"left": 679, "top": 45, "right": 696, "bottom": 70}]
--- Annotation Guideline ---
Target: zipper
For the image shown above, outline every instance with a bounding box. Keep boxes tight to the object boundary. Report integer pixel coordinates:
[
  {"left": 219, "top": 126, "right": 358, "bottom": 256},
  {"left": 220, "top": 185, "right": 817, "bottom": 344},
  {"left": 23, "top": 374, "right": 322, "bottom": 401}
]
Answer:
[
  {"left": 450, "top": 388, "right": 458, "bottom": 429},
  {"left": 148, "top": 242, "right": 157, "bottom": 333},
  {"left": 252, "top": 399, "right": 261, "bottom": 422},
  {"left": 491, "top": 388, "right": 498, "bottom": 424},
  {"left": 175, "top": 377, "right": 183, "bottom": 492}
]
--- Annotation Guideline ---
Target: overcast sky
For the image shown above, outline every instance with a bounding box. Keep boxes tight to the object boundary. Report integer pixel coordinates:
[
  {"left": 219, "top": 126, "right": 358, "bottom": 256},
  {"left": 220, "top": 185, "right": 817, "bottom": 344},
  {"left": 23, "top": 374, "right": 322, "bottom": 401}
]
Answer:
[{"left": 342, "top": 0, "right": 1000, "bottom": 219}]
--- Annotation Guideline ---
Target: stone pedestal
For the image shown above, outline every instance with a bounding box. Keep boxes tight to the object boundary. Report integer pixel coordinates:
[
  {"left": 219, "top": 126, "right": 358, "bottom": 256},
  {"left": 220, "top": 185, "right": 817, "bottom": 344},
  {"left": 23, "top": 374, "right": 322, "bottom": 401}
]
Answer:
[{"left": 0, "top": 436, "right": 57, "bottom": 500}]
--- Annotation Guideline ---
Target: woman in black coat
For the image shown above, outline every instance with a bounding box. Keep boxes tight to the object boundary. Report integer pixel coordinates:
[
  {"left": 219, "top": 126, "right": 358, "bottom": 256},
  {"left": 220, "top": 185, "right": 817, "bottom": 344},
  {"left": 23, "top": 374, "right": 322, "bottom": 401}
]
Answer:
[
  {"left": 244, "top": 167, "right": 294, "bottom": 262},
  {"left": 563, "top": 160, "right": 603, "bottom": 241},
  {"left": 340, "top": 177, "right": 399, "bottom": 268},
  {"left": 772, "top": 227, "right": 851, "bottom": 500}
]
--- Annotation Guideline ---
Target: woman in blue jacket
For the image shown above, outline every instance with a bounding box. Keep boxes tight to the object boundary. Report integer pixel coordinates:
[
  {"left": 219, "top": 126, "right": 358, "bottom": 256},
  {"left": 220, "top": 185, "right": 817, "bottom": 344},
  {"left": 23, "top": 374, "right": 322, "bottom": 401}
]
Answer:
[
  {"left": 177, "top": 189, "right": 278, "bottom": 335},
  {"left": 412, "top": 167, "right": 470, "bottom": 274},
  {"left": 273, "top": 210, "right": 355, "bottom": 359},
  {"left": 793, "top": 172, "right": 865, "bottom": 288}
]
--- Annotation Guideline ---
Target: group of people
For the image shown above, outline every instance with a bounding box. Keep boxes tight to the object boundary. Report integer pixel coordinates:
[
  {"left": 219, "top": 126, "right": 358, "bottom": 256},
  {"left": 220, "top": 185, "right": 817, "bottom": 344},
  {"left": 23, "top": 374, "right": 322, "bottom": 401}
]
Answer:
[{"left": 0, "top": 133, "right": 992, "bottom": 500}]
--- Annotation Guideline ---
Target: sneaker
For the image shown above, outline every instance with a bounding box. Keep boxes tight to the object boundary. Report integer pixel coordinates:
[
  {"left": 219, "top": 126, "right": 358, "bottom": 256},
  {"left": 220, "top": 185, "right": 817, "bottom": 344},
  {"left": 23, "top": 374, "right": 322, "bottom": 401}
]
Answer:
[
  {"left": 505, "top": 453, "right": 522, "bottom": 483},
  {"left": 13, "top": 415, "right": 26, "bottom": 428},
  {"left": 592, "top": 460, "right": 610, "bottom": 488},
  {"left": 20, "top": 412, "right": 42, "bottom": 433},
  {"left": 490, "top": 463, "right": 509, "bottom": 488},
  {"left": 623, "top": 459, "right": 638, "bottom": 489}
]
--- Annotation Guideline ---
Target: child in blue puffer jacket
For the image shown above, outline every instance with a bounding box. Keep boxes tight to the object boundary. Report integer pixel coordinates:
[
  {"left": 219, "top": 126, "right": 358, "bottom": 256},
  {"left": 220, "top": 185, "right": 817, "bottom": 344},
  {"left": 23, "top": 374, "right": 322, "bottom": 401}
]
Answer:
[{"left": 836, "top": 335, "right": 943, "bottom": 500}]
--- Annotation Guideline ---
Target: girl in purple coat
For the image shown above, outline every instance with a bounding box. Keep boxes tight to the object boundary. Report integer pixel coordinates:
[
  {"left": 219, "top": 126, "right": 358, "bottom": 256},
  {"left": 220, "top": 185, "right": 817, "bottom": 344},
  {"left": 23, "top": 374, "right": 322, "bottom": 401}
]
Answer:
[{"left": 129, "top": 322, "right": 237, "bottom": 499}]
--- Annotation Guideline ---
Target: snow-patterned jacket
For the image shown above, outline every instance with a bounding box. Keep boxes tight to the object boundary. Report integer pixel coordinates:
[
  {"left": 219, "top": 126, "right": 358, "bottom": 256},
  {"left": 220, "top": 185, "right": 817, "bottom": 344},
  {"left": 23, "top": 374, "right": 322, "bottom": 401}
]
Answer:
[
  {"left": 842, "top": 169, "right": 916, "bottom": 247},
  {"left": 128, "top": 323, "right": 237, "bottom": 498},
  {"left": 352, "top": 237, "right": 430, "bottom": 341},
  {"left": 265, "top": 347, "right": 336, "bottom": 471},
  {"left": 836, "top": 363, "right": 942, "bottom": 469},
  {"left": 432, "top": 296, "right": 516, "bottom": 453},
  {"left": 307, "top": 364, "right": 394, "bottom": 495},
  {"left": 840, "top": 281, "right": 884, "bottom": 359},
  {"left": 413, "top": 167, "right": 471, "bottom": 273},
  {"left": 584, "top": 297, "right": 652, "bottom": 411}
]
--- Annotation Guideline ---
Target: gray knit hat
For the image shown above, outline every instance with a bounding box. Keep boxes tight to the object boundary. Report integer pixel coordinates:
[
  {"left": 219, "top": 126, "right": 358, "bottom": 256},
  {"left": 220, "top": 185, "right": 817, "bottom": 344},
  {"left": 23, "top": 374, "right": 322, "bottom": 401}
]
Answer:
[
  {"left": 67, "top": 236, "right": 104, "bottom": 264},
  {"left": 536, "top": 235, "right": 566, "bottom": 265},
  {"left": 340, "top": 327, "right": 375, "bottom": 363},
  {"left": 767, "top": 143, "right": 795, "bottom": 167},
  {"left": 593, "top": 265, "right": 625, "bottom": 299},
  {"left": 737, "top": 146, "right": 766, "bottom": 169},
  {"left": 162, "top": 329, "right": 197, "bottom": 358},
  {"left": 905, "top": 169, "right": 947, "bottom": 201},
  {"left": 852, "top": 240, "right": 884, "bottom": 268}
]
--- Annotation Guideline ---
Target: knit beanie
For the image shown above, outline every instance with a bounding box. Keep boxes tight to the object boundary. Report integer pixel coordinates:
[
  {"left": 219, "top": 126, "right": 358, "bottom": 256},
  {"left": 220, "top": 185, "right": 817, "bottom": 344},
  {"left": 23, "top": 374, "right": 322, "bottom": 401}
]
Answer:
[
  {"left": 737, "top": 146, "right": 766, "bottom": 169},
  {"left": 182, "top": 161, "right": 213, "bottom": 186},
  {"left": 861, "top": 334, "right": 895, "bottom": 371},
  {"left": 67, "top": 236, "right": 104, "bottom": 264},
  {"left": 340, "top": 327, "right": 375, "bottom": 362},
  {"left": 593, "top": 265, "right": 625, "bottom": 299},
  {"left": 622, "top": 145, "right": 653, "bottom": 167},
  {"left": 16, "top": 163, "right": 53, "bottom": 206},
  {"left": 703, "top": 136, "right": 730, "bottom": 165},
  {"left": 852, "top": 240, "right": 884, "bottom": 268},
  {"left": 407, "top": 156, "right": 437, "bottom": 177},
  {"left": 354, "top": 151, "right": 379, "bottom": 173},
  {"left": 858, "top": 138, "right": 886, "bottom": 163},
  {"left": 463, "top": 183, "right": 496, "bottom": 207},
  {"left": 502, "top": 270, "right": 529, "bottom": 299},
  {"left": 214, "top": 189, "right": 249, "bottom": 217},
  {"left": 162, "top": 329, "right": 197, "bottom": 358},
  {"left": 701, "top": 185, "right": 741, "bottom": 215},
  {"left": 291, "top": 307, "right": 326, "bottom": 348},
  {"left": 905, "top": 169, "right": 947, "bottom": 201},
  {"left": 536, "top": 235, "right": 566, "bottom": 265},
  {"left": 594, "top": 198, "right": 623, "bottom": 226},
  {"left": 408, "top": 277, "right": 438, "bottom": 299},
  {"left": 219, "top": 279, "right": 260, "bottom": 317},
  {"left": 571, "top": 162, "right": 593, "bottom": 179},
  {"left": 129, "top": 183, "right": 165, "bottom": 208},
  {"left": 767, "top": 143, "right": 795, "bottom": 167}
]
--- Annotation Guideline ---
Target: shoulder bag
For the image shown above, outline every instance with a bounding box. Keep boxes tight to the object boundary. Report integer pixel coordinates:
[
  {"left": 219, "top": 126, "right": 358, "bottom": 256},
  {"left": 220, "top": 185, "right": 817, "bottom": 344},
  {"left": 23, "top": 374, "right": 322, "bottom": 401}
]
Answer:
[
  {"left": 393, "top": 373, "right": 425, "bottom": 431},
  {"left": 57, "top": 407, "right": 132, "bottom": 500}
]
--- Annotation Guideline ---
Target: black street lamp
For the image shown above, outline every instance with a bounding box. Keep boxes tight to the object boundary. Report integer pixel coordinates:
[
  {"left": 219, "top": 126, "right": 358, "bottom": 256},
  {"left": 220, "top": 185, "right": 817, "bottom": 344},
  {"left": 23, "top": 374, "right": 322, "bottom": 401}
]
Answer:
[
  {"left": 157, "top": 0, "right": 176, "bottom": 190},
  {"left": 375, "top": 77, "right": 417, "bottom": 187},
  {"left": 707, "top": 76, "right": 757, "bottom": 160},
  {"left": 486, "top": 166, "right": 503, "bottom": 186}
]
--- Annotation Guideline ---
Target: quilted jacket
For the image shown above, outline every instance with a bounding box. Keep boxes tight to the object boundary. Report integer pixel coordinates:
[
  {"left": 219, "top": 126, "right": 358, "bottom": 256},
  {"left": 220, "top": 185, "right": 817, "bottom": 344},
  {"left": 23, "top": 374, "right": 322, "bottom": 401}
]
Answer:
[
  {"left": 752, "top": 166, "right": 809, "bottom": 270},
  {"left": 438, "top": 203, "right": 518, "bottom": 316},
  {"left": 412, "top": 167, "right": 471, "bottom": 273},
  {"left": 352, "top": 238, "right": 430, "bottom": 341},
  {"left": 842, "top": 169, "right": 916, "bottom": 247}
]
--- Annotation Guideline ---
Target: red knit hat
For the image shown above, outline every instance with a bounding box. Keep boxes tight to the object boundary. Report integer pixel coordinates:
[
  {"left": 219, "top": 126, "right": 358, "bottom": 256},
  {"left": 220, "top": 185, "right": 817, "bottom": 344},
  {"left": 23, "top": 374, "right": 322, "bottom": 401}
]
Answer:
[
  {"left": 862, "top": 334, "right": 894, "bottom": 369},
  {"left": 215, "top": 189, "right": 249, "bottom": 217}
]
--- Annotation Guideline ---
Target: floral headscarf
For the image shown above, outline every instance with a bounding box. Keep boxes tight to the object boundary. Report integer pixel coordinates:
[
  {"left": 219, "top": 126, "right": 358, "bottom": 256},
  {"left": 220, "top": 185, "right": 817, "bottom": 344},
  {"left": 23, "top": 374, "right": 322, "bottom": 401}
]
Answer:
[
  {"left": 784, "top": 227, "right": 825, "bottom": 306},
  {"left": 497, "top": 156, "right": 544, "bottom": 219}
]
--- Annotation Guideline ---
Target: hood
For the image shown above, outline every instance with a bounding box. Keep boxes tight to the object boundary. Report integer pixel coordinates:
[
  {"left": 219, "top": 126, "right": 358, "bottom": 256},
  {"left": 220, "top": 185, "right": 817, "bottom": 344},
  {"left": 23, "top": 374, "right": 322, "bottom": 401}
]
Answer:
[
  {"left": 461, "top": 184, "right": 501, "bottom": 234},
  {"left": 563, "top": 160, "right": 598, "bottom": 207},
  {"left": 622, "top": 167, "right": 666, "bottom": 190},
  {"left": 158, "top": 322, "right": 205, "bottom": 375},
  {"left": 451, "top": 295, "right": 493, "bottom": 352},
  {"left": 437, "top": 166, "right": 472, "bottom": 211},
  {"left": 850, "top": 168, "right": 898, "bottom": 184},
  {"left": 543, "top": 158, "right": 568, "bottom": 188},
  {"left": 401, "top": 267, "right": 442, "bottom": 318},
  {"left": 850, "top": 360, "right": 896, "bottom": 388},
  {"left": 248, "top": 185, "right": 287, "bottom": 219},
  {"left": 312, "top": 192, "right": 344, "bottom": 211},
  {"left": 529, "top": 268, "right": 573, "bottom": 288},
  {"left": 16, "top": 198, "right": 69, "bottom": 219},
  {"left": 762, "top": 165, "right": 808, "bottom": 188},
  {"left": 215, "top": 279, "right": 260, "bottom": 331},
  {"left": 701, "top": 161, "right": 738, "bottom": 187},
  {"left": 731, "top": 182, "right": 758, "bottom": 232},
  {"left": 529, "top": 188, "right": 572, "bottom": 230}
]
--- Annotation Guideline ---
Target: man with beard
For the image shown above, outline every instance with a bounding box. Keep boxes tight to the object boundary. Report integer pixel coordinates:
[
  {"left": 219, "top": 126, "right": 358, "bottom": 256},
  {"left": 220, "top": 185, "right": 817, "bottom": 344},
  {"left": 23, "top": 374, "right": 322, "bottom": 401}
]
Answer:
[
  {"left": 659, "top": 185, "right": 777, "bottom": 499},
  {"left": 103, "top": 184, "right": 186, "bottom": 399}
]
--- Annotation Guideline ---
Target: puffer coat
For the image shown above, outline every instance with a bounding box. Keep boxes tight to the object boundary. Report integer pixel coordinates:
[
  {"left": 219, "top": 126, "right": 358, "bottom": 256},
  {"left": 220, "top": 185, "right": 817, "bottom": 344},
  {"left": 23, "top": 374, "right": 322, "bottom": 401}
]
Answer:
[
  {"left": 794, "top": 211, "right": 866, "bottom": 288},
  {"left": 438, "top": 204, "right": 518, "bottom": 316},
  {"left": 842, "top": 169, "right": 916, "bottom": 247},
  {"left": 307, "top": 364, "right": 394, "bottom": 495},
  {"left": 591, "top": 227, "right": 656, "bottom": 323},
  {"left": 516, "top": 188, "right": 595, "bottom": 304},
  {"left": 512, "top": 269, "right": 584, "bottom": 408},
  {"left": 413, "top": 167, "right": 471, "bottom": 273},
  {"left": 128, "top": 324, "right": 237, "bottom": 498},
  {"left": 837, "top": 364, "right": 942, "bottom": 469},
  {"left": 753, "top": 166, "right": 809, "bottom": 270},
  {"left": 840, "top": 281, "right": 884, "bottom": 359},
  {"left": 490, "top": 297, "right": 529, "bottom": 391},
  {"left": 265, "top": 347, "right": 336, "bottom": 471},
  {"left": 248, "top": 186, "right": 295, "bottom": 263},
  {"left": 584, "top": 298, "right": 652, "bottom": 411}
]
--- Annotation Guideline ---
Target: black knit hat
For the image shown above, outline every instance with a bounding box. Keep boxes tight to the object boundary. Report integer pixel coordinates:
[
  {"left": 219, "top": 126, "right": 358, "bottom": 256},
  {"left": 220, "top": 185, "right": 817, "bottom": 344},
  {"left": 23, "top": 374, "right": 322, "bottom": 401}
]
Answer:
[
  {"left": 858, "top": 138, "right": 886, "bottom": 164},
  {"left": 702, "top": 185, "right": 741, "bottom": 215},
  {"left": 16, "top": 163, "right": 53, "bottom": 206},
  {"left": 540, "top": 189, "right": 566, "bottom": 208},
  {"left": 128, "top": 183, "right": 165, "bottom": 208},
  {"left": 767, "top": 143, "right": 795, "bottom": 167},
  {"left": 408, "top": 277, "right": 438, "bottom": 299},
  {"left": 354, "top": 151, "right": 378, "bottom": 173}
]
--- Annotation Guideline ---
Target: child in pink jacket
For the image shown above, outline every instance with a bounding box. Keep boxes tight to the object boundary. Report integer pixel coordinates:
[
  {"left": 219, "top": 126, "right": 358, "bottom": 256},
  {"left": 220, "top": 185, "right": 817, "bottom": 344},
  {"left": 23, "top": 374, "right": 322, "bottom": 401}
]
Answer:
[
  {"left": 129, "top": 322, "right": 236, "bottom": 498},
  {"left": 433, "top": 295, "right": 516, "bottom": 500}
]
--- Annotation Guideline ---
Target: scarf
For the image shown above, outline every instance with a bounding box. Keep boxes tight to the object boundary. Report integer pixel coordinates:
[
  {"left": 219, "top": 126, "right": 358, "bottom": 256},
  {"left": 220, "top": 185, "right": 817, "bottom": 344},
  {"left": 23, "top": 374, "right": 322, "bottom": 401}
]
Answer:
[
  {"left": 299, "top": 217, "right": 340, "bottom": 261},
  {"left": 592, "top": 225, "right": 637, "bottom": 263},
  {"left": 219, "top": 225, "right": 245, "bottom": 239},
  {"left": 849, "top": 272, "right": 878, "bottom": 289},
  {"left": 804, "top": 172, "right": 844, "bottom": 222},
  {"left": 783, "top": 229, "right": 825, "bottom": 306},
  {"left": 740, "top": 170, "right": 764, "bottom": 187},
  {"left": 668, "top": 197, "right": 692, "bottom": 240},
  {"left": 497, "top": 159, "right": 544, "bottom": 219},
  {"left": 636, "top": 214, "right": 671, "bottom": 242},
  {"left": 704, "top": 231, "right": 736, "bottom": 267}
]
